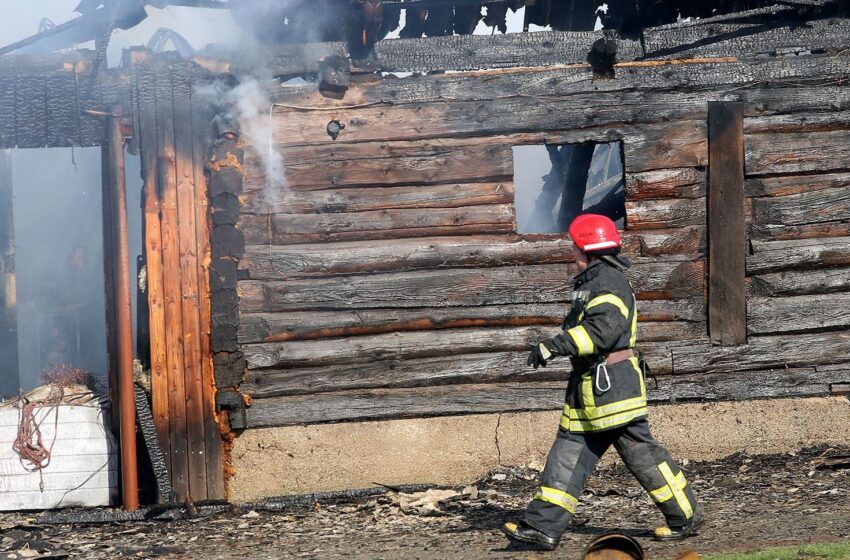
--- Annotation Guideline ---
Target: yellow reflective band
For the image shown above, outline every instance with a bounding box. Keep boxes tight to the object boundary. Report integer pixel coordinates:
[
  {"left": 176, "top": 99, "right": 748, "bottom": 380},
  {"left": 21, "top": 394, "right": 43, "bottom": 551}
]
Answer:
[
  {"left": 581, "top": 373, "right": 596, "bottom": 408},
  {"left": 567, "top": 407, "right": 648, "bottom": 432},
  {"left": 630, "top": 357, "right": 646, "bottom": 398},
  {"left": 533, "top": 486, "right": 579, "bottom": 513},
  {"left": 587, "top": 294, "right": 629, "bottom": 318},
  {"left": 568, "top": 326, "right": 595, "bottom": 356},
  {"left": 567, "top": 395, "right": 647, "bottom": 420},
  {"left": 659, "top": 462, "right": 694, "bottom": 520},
  {"left": 629, "top": 298, "right": 638, "bottom": 348},
  {"left": 649, "top": 484, "right": 674, "bottom": 503}
]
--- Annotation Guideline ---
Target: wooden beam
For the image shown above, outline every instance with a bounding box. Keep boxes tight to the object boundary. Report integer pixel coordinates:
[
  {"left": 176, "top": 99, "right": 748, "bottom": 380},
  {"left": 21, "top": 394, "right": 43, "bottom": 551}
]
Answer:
[
  {"left": 270, "top": 54, "right": 850, "bottom": 110},
  {"left": 747, "top": 236, "right": 850, "bottom": 275},
  {"left": 239, "top": 203, "right": 515, "bottom": 245},
  {"left": 136, "top": 66, "right": 172, "bottom": 492},
  {"left": 625, "top": 198, "right": 706, "bottom": 230},
  {"left": 746, "top": 130, "right": 850, "bottom": 176},
  {"left": 0, "top": 150, "right": 19, "bottom": 399},
  {"left": 238, "top": 260, "right": 703, "bottom": 313},
  {"left": 191, "top": 84, "right": 225, "bottom": 501},
  {"left": 748, "top": 266, "right": 850, "bottom": 297},
  {"left": 220, "top": 18, "right": 850, "bottom": 77},
  {"left": 669, "top": 331, "right": 850, "bottom": 374},
  {"left": 244, "top": 363, "right": 850, "bottom": 427},
  {"left": 748, "top": 293, "right": 850, "bottom": 335},
  {"left": 240, "top": 235, "right": 571, "bottom": 278},
  {"left": 751, "top": 186, "right": 850, "bottom": 226},
  {"left": 155, "top": 70, "right": 190, "bottom": 501},
  {"left": 240, "top": 181, "right": 514, "bottom": 215},
  {"left": 172, "top": 72, "right": 208, "bottom": 501},
  {"left": 707, "top": 101, "right": 746, "bottom": 345}
]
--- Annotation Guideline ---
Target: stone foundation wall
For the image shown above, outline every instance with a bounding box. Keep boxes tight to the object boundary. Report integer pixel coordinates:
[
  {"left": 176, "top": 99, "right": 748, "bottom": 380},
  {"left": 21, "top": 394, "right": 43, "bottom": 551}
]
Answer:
[{"left": 229, "top": 396, "right": 850, "bottom": 502}]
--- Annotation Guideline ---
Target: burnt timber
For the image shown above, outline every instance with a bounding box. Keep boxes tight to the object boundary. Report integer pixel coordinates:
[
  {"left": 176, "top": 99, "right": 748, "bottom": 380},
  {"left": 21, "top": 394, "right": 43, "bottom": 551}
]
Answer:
[
  {"left": 230, "top": 16, "right": 850, "bottom": 428},
  {"left": 2, "top": 5, "right": 850, "bottom": 499}
]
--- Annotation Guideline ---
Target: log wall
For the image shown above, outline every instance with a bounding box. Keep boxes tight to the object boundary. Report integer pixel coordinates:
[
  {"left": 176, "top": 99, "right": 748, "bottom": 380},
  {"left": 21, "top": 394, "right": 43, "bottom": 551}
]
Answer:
[{"left": 226, "top": 34, "right": 850, "bottom": 428}]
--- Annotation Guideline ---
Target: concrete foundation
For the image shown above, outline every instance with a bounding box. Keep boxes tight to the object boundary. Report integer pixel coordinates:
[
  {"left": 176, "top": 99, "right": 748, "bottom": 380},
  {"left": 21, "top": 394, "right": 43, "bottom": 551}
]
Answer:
[{"left": 230, "top": 396, "right": 850, "bottom": 502}]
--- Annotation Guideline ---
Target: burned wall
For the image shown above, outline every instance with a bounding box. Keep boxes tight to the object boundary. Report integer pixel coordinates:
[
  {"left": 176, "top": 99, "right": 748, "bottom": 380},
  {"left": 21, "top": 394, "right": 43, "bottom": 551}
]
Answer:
[{"left": 226, "top": 39, "right": 850, "bottom": 430}]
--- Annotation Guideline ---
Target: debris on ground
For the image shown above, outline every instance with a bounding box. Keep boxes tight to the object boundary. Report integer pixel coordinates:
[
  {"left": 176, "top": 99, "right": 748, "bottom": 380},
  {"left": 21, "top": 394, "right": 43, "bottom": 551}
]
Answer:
[{"left": 0, "top": 446, "right": 848, "bottom": 559}]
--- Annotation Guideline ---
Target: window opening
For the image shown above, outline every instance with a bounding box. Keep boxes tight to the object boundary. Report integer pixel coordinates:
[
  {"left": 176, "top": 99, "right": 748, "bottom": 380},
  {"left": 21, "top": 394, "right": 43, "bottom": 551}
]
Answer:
[{"left": 513, "top": 141, "right": 626, "bottom": 234}]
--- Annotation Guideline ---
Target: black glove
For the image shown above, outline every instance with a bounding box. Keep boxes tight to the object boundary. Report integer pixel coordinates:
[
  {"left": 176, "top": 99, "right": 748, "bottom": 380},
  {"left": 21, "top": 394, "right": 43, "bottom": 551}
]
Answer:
[{"left": 527, "top": 340, "right": 554, "bottom": 369}]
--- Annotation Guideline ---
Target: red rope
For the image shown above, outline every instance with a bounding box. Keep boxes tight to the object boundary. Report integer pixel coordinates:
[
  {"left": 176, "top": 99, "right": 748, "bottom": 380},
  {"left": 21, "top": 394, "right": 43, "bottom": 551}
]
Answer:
[{"left": 12, "top": 365, "right": 92, "bottom": 472}]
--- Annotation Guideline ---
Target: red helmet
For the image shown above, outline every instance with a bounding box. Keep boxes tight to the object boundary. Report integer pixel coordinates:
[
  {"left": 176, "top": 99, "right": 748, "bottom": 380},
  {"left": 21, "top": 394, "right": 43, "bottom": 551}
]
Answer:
[{"left": 568, "top": 214, "right": 621, "bottom": 253}]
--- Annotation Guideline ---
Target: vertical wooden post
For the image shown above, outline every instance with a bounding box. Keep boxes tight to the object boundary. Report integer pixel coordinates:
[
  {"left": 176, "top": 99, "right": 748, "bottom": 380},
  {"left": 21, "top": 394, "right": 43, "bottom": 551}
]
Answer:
[
  {"left": 707, "top": 101, "right": 747, "bottom": 346},
  {"left": 0, "top": 150, "right": 19, "bottom": 399},
  {"left": 136, "top": 64, "right": 173, "bottom": 496},
  {"left": 156, "top": 71, "right": 191, "bottom": 500}
]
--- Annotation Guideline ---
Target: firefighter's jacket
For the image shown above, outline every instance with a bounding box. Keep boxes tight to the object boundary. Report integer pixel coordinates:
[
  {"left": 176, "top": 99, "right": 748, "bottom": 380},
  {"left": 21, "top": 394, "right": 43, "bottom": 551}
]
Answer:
[{"left": 549, "top": 256, "right": 647, "bottom": 432}]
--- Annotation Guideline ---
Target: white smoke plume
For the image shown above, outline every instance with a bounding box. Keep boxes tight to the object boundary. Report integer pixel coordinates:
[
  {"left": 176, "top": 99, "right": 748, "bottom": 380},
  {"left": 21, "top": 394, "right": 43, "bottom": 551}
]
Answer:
[{"left": 197, "top": 77, "right": 286, "bottom": 213}]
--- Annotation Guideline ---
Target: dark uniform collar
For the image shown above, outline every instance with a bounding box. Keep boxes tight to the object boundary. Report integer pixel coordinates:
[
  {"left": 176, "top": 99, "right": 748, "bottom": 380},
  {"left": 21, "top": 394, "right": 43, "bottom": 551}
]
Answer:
[{"left": 573, "top": 255, "right": 632, "bottom": 282}]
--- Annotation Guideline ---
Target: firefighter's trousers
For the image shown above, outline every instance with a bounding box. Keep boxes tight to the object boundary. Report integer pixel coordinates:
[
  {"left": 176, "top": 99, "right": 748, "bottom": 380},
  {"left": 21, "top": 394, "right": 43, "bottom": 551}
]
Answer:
[{"left": 524, "top": 418, "right": 698, "bottom": 538}]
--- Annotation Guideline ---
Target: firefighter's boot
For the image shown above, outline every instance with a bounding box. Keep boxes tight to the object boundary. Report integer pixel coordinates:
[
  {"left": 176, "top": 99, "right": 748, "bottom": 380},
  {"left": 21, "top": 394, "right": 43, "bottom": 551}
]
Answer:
[
  {"left": 654, "top": 506, "right": 704, "bottom": 541},
  {"left": 501, "top": 520, "right": 560, "bottom": 550}
]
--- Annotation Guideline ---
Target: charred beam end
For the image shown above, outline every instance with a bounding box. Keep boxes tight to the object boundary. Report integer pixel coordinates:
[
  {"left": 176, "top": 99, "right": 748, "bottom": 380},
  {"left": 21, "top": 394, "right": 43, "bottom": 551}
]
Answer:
[{"left": 207, "top": 131, "right": 247, "bottom": 431}]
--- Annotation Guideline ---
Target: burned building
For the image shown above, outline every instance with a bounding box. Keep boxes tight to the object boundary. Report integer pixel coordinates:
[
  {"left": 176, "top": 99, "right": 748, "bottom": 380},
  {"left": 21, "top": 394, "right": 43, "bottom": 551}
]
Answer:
[{"left": 1, "top": 0, "right": 850, "bottom": 506}]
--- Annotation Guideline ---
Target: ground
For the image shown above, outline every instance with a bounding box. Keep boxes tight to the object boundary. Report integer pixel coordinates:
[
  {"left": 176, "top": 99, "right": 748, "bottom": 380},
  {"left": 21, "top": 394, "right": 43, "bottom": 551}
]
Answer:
[{"left": 2, "top": 446, "right": 849, "bottom": 560}]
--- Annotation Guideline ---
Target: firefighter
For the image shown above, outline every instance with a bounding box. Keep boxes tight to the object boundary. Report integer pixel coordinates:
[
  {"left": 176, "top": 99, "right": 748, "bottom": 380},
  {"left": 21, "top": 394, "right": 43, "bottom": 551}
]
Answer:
[{"left": 501, "top": 213, "right": 702, "bottom": 551}]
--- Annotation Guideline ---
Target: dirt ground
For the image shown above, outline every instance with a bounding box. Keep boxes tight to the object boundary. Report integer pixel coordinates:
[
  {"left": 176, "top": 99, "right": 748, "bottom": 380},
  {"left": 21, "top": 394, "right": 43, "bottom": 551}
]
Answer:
[{"left": 2, "top": 445, "right": 850, "bottom": 560}]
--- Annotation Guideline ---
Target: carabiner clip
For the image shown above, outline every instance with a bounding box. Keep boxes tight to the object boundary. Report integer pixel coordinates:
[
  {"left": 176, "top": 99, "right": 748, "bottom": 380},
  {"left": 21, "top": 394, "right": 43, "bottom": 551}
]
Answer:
[{"left": 595, "top": 362, "right": 611, "bottom": 393}]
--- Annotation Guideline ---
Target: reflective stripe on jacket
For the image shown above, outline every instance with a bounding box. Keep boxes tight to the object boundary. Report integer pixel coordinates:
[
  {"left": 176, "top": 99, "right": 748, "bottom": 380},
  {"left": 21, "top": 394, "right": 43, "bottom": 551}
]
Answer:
[{"left": 551, "top": 257, "right": 647, "bottom": 432}]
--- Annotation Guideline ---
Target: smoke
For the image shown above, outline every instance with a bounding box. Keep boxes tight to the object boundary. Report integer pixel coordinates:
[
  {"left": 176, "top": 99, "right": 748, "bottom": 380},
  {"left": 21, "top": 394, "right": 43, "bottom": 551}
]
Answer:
[{"left": 197, "top": 77, "right": 286, "bottom": 213}]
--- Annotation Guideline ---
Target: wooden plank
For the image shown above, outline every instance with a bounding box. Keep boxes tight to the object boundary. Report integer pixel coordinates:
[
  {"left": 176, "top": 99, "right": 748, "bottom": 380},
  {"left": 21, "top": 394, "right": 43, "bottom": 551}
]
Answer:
[
  {"left": 748, "top": 222, "right": 850, "bottom": 242},
  {"left": 240, "top": 236, "right": 571, "bottom": 278},
  {"left": 155, "top": 71, "right": 189, "bottom": 501},
  {"left": 271, "top": 90, "right": 711, "bottom": 147},
  {"left": 270, "top": 53, "right": 850, "bottom": 109},
  {"left": 246, "top": 381, "right": 568, "bottom": 427},
  {"left": 625, "top": 168, "right": 705, "bottom": 201},
  {"left": 747, "top": 236, "right": 850, "bottom": 274},
  {"left": 239, "top": 303, "right": 564, "bottom": 343},
  {"left": 238, "top": 301, "right": 706, "bottom": 344},
  {"left": 745, "top": 171, "right": 850, "bottom": 198},
  {"left": 744, "top": 111, "right": 850, "bottom": 134},
  {"left": 226, "top": 18, "right": 850, "bottom": 77},
  {"left": 751, "top": 186, "right": 850, "bottom": 226},
  {"left": 241, "top": 180, "right": 513, "bottom": 215},
  {"left": 632, "top": 226, "right": 705, "bottom": 258},
  {"left": 191, "top": 82, "right": 225, "bottom": 500},
  {"left": 707, "top": 101, "right": 746, "bottom": 345},
  {"left": 669, "top": 331, "right": 850, "bottom": 375},
  {"left": 243, "top": 352, "right": 572, "bottom": 398},
  {"left": 172, "top": 71, "right": 207, "bottom": 500},
  {"left": 244, "top": 121, "right": 706, "bottom": 193},
  {"left": 746, "top": 130, "right": 850, "bottom": 176},
  {"left": 748, "top": 293, "right": 850, "bottom": 335},
  {"left": 238, "top": 260, "right": 703, "bottom": 313},
  {"left": 641, "top": 17, "right": 850, "bottom": 60},
  {"left": 250, "top": 140, "right": 514, "bottom": 190},
  {"left": 243, "top": 320, "right": 703, "bottom": 371},
  {"left": 0, "top": 151, "right": 18, "bottom": 399},
  {"left": 240, "top": 204, "right": 515, "bottom": 244},
  {"left": 650, "top": 367, "right": 844, "bottom": 403},
  {"left": 240, "top": 265, "right": 571, "bottom": 313},
  {"left": 242, "top": 336, "right": 678, "bottom": 399},
  {"left": 625, "top": 198, "right": 706, "bottom": 230},
  {"left": 136, "top": 67, "right": 171, "bottom": 486},
  {"left": 748, "top": 267, "right": 850, "bottom": 297}
]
